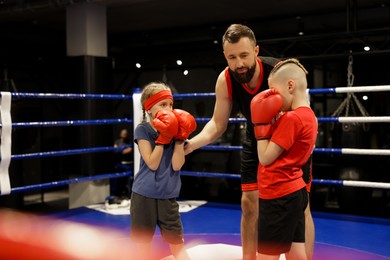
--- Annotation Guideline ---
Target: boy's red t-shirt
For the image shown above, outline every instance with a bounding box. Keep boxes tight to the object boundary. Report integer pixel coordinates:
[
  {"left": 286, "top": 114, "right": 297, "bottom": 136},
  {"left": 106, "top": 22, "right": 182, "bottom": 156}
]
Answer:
[{"left": 258, "top": 107, "right": 317, "bottom": 199}]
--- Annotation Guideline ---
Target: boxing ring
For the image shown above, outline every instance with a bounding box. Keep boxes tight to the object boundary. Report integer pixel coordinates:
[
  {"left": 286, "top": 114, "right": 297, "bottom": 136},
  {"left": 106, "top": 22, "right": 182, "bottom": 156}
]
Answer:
[{"left": 0, "top": 84, "right": 389, "bottom": 259}]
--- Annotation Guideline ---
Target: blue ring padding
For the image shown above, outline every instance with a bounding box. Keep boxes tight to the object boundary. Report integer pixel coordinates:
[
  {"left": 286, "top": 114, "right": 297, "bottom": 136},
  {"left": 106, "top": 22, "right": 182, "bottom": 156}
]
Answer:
[
  {"left": 200, "top": 146, "right": 343, "bottom": 154},
  {"left": 200, "top": 146, "right": 342, "bottom": 154},
  {"left": 10, "top": 171, "right": 133, "bottom": 193},
  {"left": 317, "top": 117, "right": 339, "bottom": 122},
  {"left": 8, "top": 92, "right": 132, "bottom": 100},
  {"left": 2, "top": 89, "right": 342, "bottom": 100},
  {"left": 200, "top": 145, "right": 243, "bottom": 151},
  {"left": 7, "top": 118, "right": 133, "bottom": 128},
  {"left": 173, "top": 93, "right": 216, "bottom": 98},
  {"left": 181, "top": 171, "right": 240, "bottom": 179},
  {"left": 314, "top": 148, "right": 343, "bottom": 154},
  {"left": 1, "top": 117, "right": 342, "bottom": 128},
  {"left": 195, "top": 118, "right": 247, "bottom": 123},
  {"left": 196, "top": 117, "right": 340, "bottom": 123},
  {"left": 227, "top": 118, "right": 247, "bottom": 123},
  {"left": 181, "top": 171, "right": 345, "bottom": 187},
  {"left": 195, "top": 118, "right": 213, "bottom": 123},
  {"left": 10, "top": 146, "right": 133, "bottom": 160},
  {"left": 174, "top": 90, "right": 340, "bottom": 97},
  {"left": 308, "top": 88, "right": 337, "bottom": 94},
  {"left": 312, "top": 179, "right": 344, "bottom": 186}
]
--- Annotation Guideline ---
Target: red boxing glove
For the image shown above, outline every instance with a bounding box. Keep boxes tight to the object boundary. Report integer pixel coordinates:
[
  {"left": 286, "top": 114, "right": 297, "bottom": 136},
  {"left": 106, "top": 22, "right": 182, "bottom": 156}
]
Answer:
[
  {"left": 250, "top": 89, "right": 283, "bottom": 140},
  {"left": 172, "top": 109, "right": 197, "bottom": 141},
  {"left": 153, "top": 110, "right": 179, "bottom": 145}
]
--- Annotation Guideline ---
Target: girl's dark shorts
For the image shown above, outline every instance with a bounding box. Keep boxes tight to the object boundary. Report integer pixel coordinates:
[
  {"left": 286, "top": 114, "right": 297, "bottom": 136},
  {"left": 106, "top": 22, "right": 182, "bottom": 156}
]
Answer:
[{"left": 130, "top": 192, "right": 184, "bottom": 244}]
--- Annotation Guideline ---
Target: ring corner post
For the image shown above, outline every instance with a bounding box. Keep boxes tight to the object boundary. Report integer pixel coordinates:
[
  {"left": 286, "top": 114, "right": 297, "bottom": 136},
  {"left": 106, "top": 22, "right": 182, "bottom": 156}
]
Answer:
[{"left": 132, "top": 88, "right": 142, "bottom": 178}]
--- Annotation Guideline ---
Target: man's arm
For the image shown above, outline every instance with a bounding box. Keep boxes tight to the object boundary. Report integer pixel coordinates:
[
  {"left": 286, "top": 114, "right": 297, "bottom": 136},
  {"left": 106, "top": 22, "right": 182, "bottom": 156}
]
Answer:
[
  {"left": 172, "top": 141, "right": 185, "bottom": 171},
  {"left": 185, "top": 72, "right": 232, "bottom": 154}
]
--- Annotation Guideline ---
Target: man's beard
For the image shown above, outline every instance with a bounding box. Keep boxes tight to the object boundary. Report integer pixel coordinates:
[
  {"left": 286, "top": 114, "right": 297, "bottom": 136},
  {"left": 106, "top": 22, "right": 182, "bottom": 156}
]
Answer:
[{"left": 230, "top": 61, "right": 256, "bottom": 84}]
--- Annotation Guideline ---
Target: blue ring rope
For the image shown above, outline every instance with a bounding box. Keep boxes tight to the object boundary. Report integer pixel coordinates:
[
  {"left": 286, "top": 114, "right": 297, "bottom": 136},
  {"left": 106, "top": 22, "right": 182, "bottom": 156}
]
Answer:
[
  {"left": 1, "top": 116, "right": 385, "bottom": 129},
  {"left": 7, "top": 92, "right": 132, "bottom": 100},
  {"left": 0, "top": 88, "right": 355, "bottom": 101},
  {"left": 8, "top": 170, "right": 346, "bottom": 194},
  {"left": 6, "top": 170, "right": 378, "bottom": 194},
  {"left": 196, "top": 117, "right": 386, "bottom": 124},
  {"left": 200, "top": 146, "right": 342, "bottom": 154},
  {"left": 173, "top": 93, "right": 216, "bottom": 98},
  {"left": 200, "top": 145, "right": 244, "bottom": 151},
  {"left": 5, "top": 118, "right": 133, "bottom": 128},
  {"left": 308, "top": 88, "right": 337, "bottom": 94},
  {"left": 6, "top": 145, "right": 386, "bottom": 162},
  {"left": 313, "top": 179, "right": 344, "bottom": 186},
  {"left": 314, "top": 148, "right": 342, "bottom": 154},
  {"left": 180, "top": 171, "right": 347, "bottom": 187},
  {"left": 10, "top": 145, "right": 133, "bottom": 160},
  {"left": 2, "top": 116, "right": 386, "bottom": 129},
  {"left": 5, "top": 146, "right": 342, "bottom": 161},
  {"left": 181, "top": 171, "right": 240, "bottom": 179},
  {"left": 0, "top": 146, "right": 352, "bottom": 161},
  {"left": 10, "top": 171, "right": 133, "bottom": 193},
  {"left": 3, "top": 86, "right": 389, "bottom": 100},
  {"left": 173, "top": 87, "right": 388, "bottom": 97}
]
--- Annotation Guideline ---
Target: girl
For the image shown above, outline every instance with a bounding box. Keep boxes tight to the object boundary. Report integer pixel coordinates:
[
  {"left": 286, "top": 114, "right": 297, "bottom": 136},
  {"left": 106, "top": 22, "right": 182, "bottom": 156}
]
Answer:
[{"left": 130, "top": 81, "right": 195, "bottom": 260}]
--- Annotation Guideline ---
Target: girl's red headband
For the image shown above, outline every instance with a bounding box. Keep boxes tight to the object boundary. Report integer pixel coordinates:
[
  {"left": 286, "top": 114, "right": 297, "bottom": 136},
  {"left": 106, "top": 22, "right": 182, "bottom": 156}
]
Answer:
[{"left": 144, "top": 90, "right": 173, "bottom": 110}]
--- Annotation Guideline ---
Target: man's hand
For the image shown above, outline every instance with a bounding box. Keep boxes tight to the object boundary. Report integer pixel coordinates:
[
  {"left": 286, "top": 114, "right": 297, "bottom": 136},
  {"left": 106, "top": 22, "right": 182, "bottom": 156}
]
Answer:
[{"left": 173, "top": 109, "right": 197, "bottom": 141}]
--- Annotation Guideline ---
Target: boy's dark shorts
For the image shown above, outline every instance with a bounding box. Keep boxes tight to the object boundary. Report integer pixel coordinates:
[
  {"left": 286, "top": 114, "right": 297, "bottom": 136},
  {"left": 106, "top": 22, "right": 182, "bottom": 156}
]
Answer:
[{"left": 258, "top": 188, "right": 308, "bottom": 255}]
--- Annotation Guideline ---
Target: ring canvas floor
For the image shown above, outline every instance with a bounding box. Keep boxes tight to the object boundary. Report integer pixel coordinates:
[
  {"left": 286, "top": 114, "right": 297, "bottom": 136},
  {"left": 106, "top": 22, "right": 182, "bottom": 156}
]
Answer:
[{"left": 47, "top": 200, "right": 390, "bottom": 260}]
